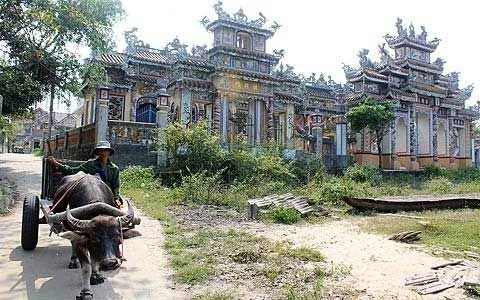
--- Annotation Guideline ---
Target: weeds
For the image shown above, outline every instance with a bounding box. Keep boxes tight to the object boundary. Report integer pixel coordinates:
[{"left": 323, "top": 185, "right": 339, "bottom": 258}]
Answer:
[
  {"left": 192, "top": 291, "right": 235, "bottom": 300},
  {"left": 270, "top": 206, "right": 301, "bottom": 224}
]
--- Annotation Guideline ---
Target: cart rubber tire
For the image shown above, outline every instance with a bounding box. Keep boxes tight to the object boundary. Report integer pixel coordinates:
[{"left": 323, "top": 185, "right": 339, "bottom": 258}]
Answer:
[{"left": 21, "top": 196, "right": 39, "bottom": 251}]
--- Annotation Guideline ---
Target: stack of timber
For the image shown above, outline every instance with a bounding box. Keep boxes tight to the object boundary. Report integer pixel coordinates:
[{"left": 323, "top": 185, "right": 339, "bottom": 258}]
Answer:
[
  {"left": 343, "top": 193, "right": 480, "bottom": 212},
  {"left": 247, "top": 193, "right": 314, "bottom": 219},
  {"left": 389, "top": 231, "right": 422, "bottom": 243},
  {"left": 405, "top": 259, "right": 480, "bottom": 295}
]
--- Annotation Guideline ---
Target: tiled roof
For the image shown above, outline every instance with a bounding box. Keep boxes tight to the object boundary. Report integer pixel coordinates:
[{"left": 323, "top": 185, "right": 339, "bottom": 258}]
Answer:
[
  {"left": 388, "top": 88, "right": 416, "bottom": 98},
  {"left": 408, "top": 82, "right": 446, "bottom": 95},
  {"left": 397, "top": 59, "right": 442, "bottom": 72},
  {"left": 177, "top": 57, "right": 212, "bottom": 68},
  {"left": 274, "top": 91, "right": 302, "bottom": 103},
  {"left": 130, "top": 49, "right": 175, "bottom": 65},
  {"left": 306, "top": 86, "right": 336, "bottom": 99},
  {"left": 209, "top": 45, "right": 278, "bottom": 61},
  {"left": 347, "top": 69, "right": 389, "bottom": 82},
  {"left": 95, "top": 53, "right": 125, "bottom": 66}
]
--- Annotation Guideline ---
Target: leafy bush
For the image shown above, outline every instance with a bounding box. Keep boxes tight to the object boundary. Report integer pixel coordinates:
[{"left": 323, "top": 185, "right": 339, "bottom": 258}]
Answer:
[
  {"left": 178, "top": 171, "right": 223, "bottom": 205},
  {"left": 446, "top": 168, "right": 480, "bottom": 182},
  {"left": 33, "top": 148, "right": 43, "bottom": 157},
  {"left": 222, "top": 150, "right": 257, "bottom": 183},
  {"left": 289, "top": 153, "right": 326, "bottom": 184},
  {"left": 423, "top": 164, "right": 445, "bottom": 179},
  {"left": 159, "top": 122, "right": 224, "bottom": 178},
  {"left": 271, "top": 206, "right": 301, "bottom": 224},
  {"left": 424, "top": 177, "right": 454, "bottom": 194},
  {"left": 120, "top": 166, "right": 158, "bottom": 189},
  {"left": 255, "top": 153, "right": 296, "bottom": 184},
  {"left": 344, "top": 164, "right": 382, "bottom": 184}
]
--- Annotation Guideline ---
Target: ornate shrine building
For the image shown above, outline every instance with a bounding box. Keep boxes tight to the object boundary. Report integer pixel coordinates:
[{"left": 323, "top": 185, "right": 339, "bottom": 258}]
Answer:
[
  {"left": 77, "top": 3, "right": 478, "bottom": 170},
  {"left": 343, "top": 18, "right": 477, "bottom": 169},
  {"left": 80, "top": 2, "right": 347, "bottom": 161}
]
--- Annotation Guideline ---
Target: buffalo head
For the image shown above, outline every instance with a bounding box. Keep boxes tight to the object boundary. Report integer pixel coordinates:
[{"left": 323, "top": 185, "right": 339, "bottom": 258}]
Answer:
[{"left": 61, "top": 200, "right": 141, "bottom": 271}]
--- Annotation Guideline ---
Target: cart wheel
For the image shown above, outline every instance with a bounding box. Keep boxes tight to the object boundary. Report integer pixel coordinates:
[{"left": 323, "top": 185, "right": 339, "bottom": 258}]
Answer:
[{"left": 21, "top": 196, "right": 39, "bottom": 251}]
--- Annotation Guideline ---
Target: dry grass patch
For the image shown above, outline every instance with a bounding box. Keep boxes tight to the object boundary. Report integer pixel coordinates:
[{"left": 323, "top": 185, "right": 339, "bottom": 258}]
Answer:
[{"left": 356, "top": 209, "right": 480, "bottom": 257}]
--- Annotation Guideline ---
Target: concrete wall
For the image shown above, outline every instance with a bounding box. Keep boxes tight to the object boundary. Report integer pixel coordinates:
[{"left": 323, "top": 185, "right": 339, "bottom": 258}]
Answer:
[{"left": 52, "top": 143, "right": 157, "bottom": 170}]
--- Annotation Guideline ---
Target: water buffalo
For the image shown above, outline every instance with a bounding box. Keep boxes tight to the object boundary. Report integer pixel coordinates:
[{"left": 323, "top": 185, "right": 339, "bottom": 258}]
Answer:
[{"left": 48, "top": 173, "right": 141, "bottom": 300}]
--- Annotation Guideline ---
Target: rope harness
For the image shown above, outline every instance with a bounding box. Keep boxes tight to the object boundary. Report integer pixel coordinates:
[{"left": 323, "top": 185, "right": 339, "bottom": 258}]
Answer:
[
  {"left": 49, "top": 174, "right": 88, "bottom": 213},
  {"left": 118, "top": 218, "right": 127, "bottom": 264}
]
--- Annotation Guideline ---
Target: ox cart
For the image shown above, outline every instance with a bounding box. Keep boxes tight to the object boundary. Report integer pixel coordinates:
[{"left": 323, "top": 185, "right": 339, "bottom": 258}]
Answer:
[{"left": 21, "top": 158, "right": 139, "bottom": 250}]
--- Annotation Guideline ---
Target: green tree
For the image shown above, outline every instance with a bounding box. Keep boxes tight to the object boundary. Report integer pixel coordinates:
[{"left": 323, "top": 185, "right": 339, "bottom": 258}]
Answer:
[
  {"left": 0, "top": 64, "right": 43, "bottom": 116},
  {"left": 346, "top": 97, "right": 395, "bottom": 168},
  {"left": 0, "top": 0, "right": 123, "bottom": 116}
]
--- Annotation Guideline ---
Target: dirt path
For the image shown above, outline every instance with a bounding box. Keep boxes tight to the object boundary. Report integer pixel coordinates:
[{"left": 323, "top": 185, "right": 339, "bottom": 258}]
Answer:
[
  {"left": 0, "top": 153, "right": 185, "bottom": 300},
  {"left": 248, "top": 219, "right": 472, "bottom": 300}
]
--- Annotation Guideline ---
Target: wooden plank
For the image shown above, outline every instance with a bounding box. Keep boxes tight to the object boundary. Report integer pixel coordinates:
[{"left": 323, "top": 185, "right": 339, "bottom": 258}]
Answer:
[
  {"left": 405, "top": 273, "right": 438, "bottom": 286},
  {"left": 416, "top": 281, "right": 454, "bottom": 295},
  {"left": 463, "top": 269, "right": 480, "bottom": 288},
  {"left": 431, "top": 260, "right": 464, "bottom": 270}
]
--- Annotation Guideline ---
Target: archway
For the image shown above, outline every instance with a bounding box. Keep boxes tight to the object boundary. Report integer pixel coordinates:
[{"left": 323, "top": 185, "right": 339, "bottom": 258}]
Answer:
[{"left": 136, "top": 98, "right": 156, "bottom": 123}]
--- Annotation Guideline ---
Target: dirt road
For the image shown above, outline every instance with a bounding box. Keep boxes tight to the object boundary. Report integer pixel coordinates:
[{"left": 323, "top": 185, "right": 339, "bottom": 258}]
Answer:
[
  {"left": 0, "top": 153, "right": 185, "bottom": 300},
  {"left": 251, "top": 220, "right": 472, "bottom": 300}
]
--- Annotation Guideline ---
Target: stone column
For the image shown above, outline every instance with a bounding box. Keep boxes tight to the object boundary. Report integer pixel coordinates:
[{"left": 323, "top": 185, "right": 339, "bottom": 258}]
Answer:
[
  {"left": 156, "top": 104, "right": 169, "bottom": 168},
  {"left": 286, "top": 103, "right": 295, "bottom": 150},
  {"left": 221, "top": 96, "right": 228, "bottom": 144},
  {"left": 311, "top": 114, "right": 323, "bottom": 154},
  {"left": 390, "top": 116, "right": 401, "bottom": 169},
  {"left": 448, "top": 118, "right": 456, "bottom": 167},
  {"left": 181, "top": 89, "right": 191, "bottom": 125},
  {"left": 266, "top": 98, "right": 274, "bottom": 141},
  {"left": 130, "top": 84, "right": 137, "bottom": 122},
  {"left": 432, "top": 108, "right": 439, "bottom": 165},
  {"left": 95, "top": 87, "right": 110, "bottom": 143},
  {"left": 248, "top": 98, "right": 256, "bottom": 146},
  {"left": 212, "top": 93, "right": 221, "bottom": 135},
  {"left": 254, "top": 99, "right": 264, "bottom": 144},
  {"left": 408, "top": 105, "right": 419, "bottom": 170}
]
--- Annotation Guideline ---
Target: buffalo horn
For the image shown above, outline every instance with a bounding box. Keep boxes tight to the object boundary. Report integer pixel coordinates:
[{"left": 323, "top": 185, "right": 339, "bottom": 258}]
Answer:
[
  {"left": 66, "top": 205, "right": 91, "bottom": 231},
  {"left": 117, "top": 200, "right": 134, "bottom": 226}
]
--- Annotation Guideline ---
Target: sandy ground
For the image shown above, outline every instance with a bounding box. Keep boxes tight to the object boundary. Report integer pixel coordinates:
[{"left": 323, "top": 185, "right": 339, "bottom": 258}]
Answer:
[
  {"left": 0, "top": 153, "right": 185, "bottom": 300},
  {"left": 247, "top": 219, "right": 473, "bottom": 300}
]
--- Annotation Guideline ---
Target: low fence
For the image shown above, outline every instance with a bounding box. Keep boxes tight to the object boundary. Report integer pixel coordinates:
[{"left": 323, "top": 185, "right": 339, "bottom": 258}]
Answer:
[
  {"left": 107, "top": 120, "right": 156, "bottom": 145},
  {"left": 45, "top": 121, "right": 158, "bottom": 169}
]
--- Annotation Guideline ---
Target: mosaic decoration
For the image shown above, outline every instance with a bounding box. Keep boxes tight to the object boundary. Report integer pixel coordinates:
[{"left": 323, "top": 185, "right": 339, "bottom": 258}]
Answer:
[
  {"left": 432, "top": 109, "right": 438, "bottom": 160},
  {"left": 108, "top": 95, "right": 124, "bottom": 120},
  {"left": 409, "top": 106, "right": 417, "bottom": 160},
  {"left": 182, "top": 89, "right": 191, "bottom": 124}
]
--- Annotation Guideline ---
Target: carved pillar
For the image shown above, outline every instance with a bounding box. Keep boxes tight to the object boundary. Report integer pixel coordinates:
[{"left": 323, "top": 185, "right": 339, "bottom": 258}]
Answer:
[
  {"left": 390, "top": 116, "right": 401, "bottom": 169},
  {"left": 432, "top": 108, "right": 439, "bottom": 164},
  {"left": 311, "top": 114, "right": 323, "bottom": 154},
  {"left": 408, "top": 105, "right": 419, "bottom": 169},
  {"left": 156, "top": 103, "right": 169, "bottom": 167},
  {"left": 221, "top": 96, "right": 228, "bottom": 144},
  {"left": 448, "top": 118, "right": 456, "bottom": 166},
  {"left": 286, "top": 103, "right": 295, "bottom": 149},
  {"left": 213, "top": 93, "right": 221, "bottom": 135},
  {"left": 266, "top": 98, "right": 274, "bottom": 141},
  {"left": 130, "top": 85, "right": 137, "bottom": 122},
  {"left": 95, "top": 87, "right": 110, "bottom": 143},
  {"left": 254, "top": 99, "right": 264, "bottom": 144},
  {"left": 181, "top": 89, "right": 191, "bottom": 125}
]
